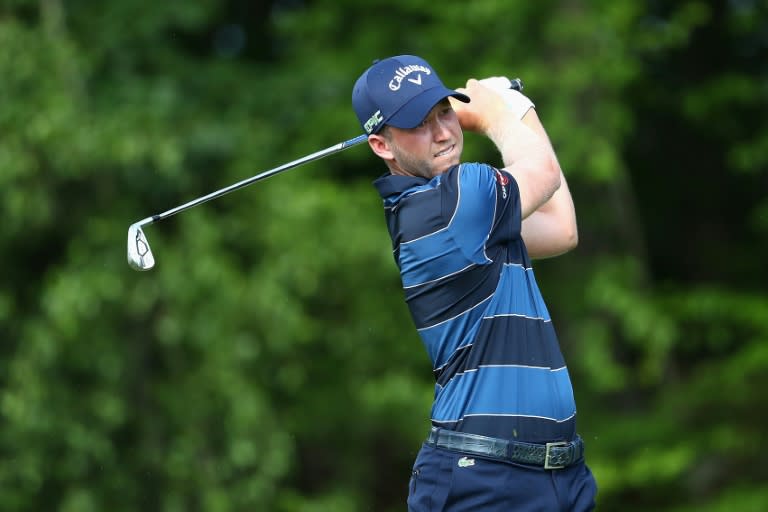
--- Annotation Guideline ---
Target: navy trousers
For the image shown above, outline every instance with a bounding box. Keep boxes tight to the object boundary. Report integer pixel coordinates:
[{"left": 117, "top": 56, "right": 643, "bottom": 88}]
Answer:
[{"left": 407, "top": 443, "right": 597, "bottom": 511}]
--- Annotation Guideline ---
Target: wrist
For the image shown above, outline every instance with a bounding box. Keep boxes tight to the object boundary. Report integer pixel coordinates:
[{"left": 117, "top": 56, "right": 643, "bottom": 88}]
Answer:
[{"left": 478, "top": 77, "right": 535, "bottom": 119}]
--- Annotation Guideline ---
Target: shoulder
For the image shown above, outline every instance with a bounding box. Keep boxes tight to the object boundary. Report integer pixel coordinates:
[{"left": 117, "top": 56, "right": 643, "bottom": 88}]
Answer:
[
  {"left": 448, "top": 163, "right": 517, "bottom": 194},
  {"left": 443, "top": 162, "right": 494, "bottom": 185}
]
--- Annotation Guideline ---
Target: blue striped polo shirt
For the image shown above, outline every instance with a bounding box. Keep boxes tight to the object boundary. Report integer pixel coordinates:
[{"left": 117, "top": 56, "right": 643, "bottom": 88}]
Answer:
[{"left": 373, "top": 163, "right": 577, "bottom": 443}]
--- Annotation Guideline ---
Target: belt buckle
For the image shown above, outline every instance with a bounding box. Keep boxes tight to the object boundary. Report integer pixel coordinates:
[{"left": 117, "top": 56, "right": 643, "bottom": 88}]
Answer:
[{"left": 544, "top": 441, "right": 569, "bottom": 470}]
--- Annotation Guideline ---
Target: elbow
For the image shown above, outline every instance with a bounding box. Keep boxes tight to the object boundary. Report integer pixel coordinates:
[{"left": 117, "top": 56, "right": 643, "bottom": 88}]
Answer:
[
  {"left": 523, "top": 217, "right": 578, "bottom": 260},
  {"left": 561, "top": 221, "right": 579, "bottom": 253},
  {"left": 552, "top": 228, "right": 579, "bottom": 258},
  {"left": 552, "top": 217, "right": 579, "bottom": 257},
  {"left": 565, "top": 226, "right": 579, "bottom": 252}
]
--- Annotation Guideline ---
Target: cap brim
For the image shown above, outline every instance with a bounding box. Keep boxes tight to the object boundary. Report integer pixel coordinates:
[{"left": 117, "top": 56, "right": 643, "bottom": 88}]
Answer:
[{"left": 385, "top": 86, "right": 470, "bottom": 130}]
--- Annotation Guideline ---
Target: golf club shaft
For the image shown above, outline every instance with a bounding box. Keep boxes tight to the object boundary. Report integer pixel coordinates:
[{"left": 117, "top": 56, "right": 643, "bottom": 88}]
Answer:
[{"left": 137, "top": 134, "right": 369, "bottom": 228}]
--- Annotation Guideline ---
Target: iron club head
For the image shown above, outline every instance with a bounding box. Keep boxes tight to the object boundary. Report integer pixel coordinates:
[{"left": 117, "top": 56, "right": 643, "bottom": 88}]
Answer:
[{"left": 127, "top": 221, "right": 155, "bottom": 271}]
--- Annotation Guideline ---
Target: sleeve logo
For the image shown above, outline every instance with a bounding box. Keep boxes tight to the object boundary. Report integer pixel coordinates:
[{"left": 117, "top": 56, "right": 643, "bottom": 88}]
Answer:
[{"left": 494, "top": 169, "right": 509, "bottom": 199}]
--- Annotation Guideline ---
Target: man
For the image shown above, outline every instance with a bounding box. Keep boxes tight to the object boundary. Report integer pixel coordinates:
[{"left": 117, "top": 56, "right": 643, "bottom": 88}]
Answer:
[{"left": 352, "top": 55, "right": 597, "bottom": 511}]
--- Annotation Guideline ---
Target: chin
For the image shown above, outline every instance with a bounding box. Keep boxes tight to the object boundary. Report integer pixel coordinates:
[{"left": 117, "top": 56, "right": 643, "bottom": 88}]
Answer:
[
  {"left": 440, "top": 157, "right": 460, "bottom": 170},
  {"left": 432, "top": 165, "right": 453, "bottom": 177}
]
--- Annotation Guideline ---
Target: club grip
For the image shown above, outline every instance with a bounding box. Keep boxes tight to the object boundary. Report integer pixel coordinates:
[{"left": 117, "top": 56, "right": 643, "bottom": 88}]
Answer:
[{"left": 508, "top": 77, "right": 523, "bottom": 91}]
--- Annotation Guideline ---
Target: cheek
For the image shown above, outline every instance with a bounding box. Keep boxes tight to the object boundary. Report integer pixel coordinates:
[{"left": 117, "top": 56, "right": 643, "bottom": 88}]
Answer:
[
  {"left": 452, "top": 125, "right": 464, "bottom": 148},
  {"left": 451, "top": 119, "right": 463, "bottom": 137},
  {"left": 401, "top": 135, "right": 429, "bottom": 155}
]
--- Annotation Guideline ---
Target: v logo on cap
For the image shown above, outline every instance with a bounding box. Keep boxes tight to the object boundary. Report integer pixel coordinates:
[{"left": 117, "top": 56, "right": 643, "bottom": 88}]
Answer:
[{"left": 408, "top": 75, "right": 423, "bottom": 86}]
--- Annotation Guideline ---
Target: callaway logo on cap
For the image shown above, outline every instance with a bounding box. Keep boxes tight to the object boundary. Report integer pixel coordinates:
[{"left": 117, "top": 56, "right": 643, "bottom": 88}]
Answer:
[{"left": 352, "top": 55, "right": 470, "bottom": 134}]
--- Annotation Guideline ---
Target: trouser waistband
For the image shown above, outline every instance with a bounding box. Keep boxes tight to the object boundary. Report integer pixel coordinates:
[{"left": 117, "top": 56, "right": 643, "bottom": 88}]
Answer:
[{"left": 426, "top": 427, "right": 584, "bottom": 470}]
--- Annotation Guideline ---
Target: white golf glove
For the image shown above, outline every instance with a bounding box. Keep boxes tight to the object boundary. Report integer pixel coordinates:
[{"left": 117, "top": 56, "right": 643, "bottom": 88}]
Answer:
[{"left": 479, "top": 76, "right": 535, "bottom": 119}]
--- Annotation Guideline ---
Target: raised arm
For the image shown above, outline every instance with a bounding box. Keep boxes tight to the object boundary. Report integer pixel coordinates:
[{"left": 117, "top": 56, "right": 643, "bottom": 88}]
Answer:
[
  {"left": 519, "top": 108, "right": 578, "bottom": 259},
  {"left": 454, "top": 78, "right": 577, "bottom": 259},
  {"left": 452, "top": 80, "right": 561, "bottom": 220}
]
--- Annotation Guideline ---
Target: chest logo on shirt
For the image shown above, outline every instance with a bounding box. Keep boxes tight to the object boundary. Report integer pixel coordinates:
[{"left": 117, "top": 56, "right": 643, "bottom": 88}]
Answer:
[{"left": 494, "top": 169, "right": 509, "bottom": 199}]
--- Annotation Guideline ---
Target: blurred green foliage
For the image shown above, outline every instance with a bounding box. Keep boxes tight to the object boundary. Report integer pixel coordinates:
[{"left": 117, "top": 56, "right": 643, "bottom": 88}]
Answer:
[{"left": 1, "top": 0, "right": 766, "bottom": 510}]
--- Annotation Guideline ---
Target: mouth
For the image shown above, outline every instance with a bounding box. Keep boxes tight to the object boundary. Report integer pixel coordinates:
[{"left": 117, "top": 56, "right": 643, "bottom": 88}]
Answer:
[{"left": 434, "top": 144, "right": 455, "bottom": 158}]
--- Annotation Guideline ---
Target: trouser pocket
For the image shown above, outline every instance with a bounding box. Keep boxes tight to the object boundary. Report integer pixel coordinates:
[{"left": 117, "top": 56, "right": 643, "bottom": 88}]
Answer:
[
  {"left": 407, "top": 444, "right": 452, "bottom": 512},
  {"left": 409, "top": 468, "right": 420, "bottom": 496}
]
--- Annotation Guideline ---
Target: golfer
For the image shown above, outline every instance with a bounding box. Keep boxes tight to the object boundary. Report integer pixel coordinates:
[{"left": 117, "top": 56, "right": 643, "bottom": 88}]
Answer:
[{"left": 352, "top": 55, "right": 597, "bottom": 511}]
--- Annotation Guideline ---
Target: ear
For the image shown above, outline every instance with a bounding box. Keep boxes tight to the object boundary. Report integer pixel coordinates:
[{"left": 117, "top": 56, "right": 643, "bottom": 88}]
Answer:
[{"left": 367, "top": 134, "right": 394, "bottom": 161}]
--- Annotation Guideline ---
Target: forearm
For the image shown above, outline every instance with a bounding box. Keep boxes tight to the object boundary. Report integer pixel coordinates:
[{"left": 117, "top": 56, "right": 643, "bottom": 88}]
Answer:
[
  {"left": 519, "top": 110, "right": 578, "bottom": 258},
  {"left": 486, "top": 112, "right": 551, "bottom": 170},
  {"left": 484, "top": 110, "right": 561, "bottom": 219}
]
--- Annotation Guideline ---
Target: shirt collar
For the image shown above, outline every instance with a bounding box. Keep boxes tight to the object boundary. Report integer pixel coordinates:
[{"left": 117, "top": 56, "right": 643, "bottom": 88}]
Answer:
[{"left": 373, "top": 173, "right": 429, "bottom": 199}]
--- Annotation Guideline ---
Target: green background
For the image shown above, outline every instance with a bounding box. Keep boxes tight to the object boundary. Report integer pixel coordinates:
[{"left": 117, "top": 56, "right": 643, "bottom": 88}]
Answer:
[{"left": 1, "top": 0, "right": 767, "bottom": 510}]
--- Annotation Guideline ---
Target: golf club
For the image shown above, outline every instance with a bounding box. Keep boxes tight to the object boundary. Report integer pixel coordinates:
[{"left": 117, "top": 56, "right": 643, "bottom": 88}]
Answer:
[{"left": 127, "top": 78, "right": 524, "bottom": 271}]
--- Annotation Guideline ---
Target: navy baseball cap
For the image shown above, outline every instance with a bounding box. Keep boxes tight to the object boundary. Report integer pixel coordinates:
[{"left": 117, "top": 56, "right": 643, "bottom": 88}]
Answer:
[{"left": 352, "top": 55, "right": 470, "bottom": 135}]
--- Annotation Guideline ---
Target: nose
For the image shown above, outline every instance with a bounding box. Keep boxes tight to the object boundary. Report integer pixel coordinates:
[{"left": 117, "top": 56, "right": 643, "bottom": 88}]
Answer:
[{"left": 432, "top": 117, "right": 451, "bottom": 141}]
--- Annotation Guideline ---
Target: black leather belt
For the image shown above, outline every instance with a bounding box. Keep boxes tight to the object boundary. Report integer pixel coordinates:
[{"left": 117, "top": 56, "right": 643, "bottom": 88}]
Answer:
[{"left": 426, "top": 427, "right": 584, "bottom": 470}]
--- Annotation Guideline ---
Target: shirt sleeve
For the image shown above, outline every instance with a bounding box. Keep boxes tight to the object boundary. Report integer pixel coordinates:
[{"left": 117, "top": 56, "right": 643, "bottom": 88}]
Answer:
[{"left": 444, "top": 163, "right": 521, "bottom": 255}]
